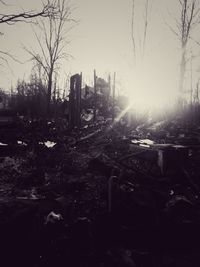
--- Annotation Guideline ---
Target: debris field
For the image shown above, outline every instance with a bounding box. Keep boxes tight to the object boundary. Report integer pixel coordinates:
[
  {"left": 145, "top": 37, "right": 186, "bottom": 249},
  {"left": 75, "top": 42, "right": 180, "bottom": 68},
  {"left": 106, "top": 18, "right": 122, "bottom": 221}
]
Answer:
[{"left": 1, "top": 118, "right": 200, "bottom": 267}]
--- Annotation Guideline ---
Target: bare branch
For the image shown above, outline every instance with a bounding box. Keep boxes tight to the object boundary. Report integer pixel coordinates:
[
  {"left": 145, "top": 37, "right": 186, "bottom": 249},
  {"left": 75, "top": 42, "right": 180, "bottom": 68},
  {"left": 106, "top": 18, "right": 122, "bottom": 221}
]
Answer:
[
  {"left": 142, "top": 0, "right": 149, "bottom": 58},
  {"left": 0, "top": 51, "right": 22, "bottom": 64},
  {"left": 131, "top": 0, "right": 136, "bottom": 61},
  {"left": 32, "top": 26, "right": 50, "bottom": 69},
  {"left": 23, "top": 46, "right": 49, "bottom": 75},
  {"left": 0, "top": 1, "right": 58, "bottom": 25},
  {"left": 0, "top": 54, "right": 14, "bottom": 74},
  {"left": 185, "top": 1, "right": 195, "bottom": 41},
  {"left": 164, "top": 16, "right": 180, "bottom": 40}
]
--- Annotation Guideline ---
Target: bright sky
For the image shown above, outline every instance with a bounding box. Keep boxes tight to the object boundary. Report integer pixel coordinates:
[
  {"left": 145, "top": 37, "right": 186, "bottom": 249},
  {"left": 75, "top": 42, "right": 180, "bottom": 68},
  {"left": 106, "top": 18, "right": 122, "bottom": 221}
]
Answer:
[{"left": 1, "top": 0, "right": 200, "bottom": 108}]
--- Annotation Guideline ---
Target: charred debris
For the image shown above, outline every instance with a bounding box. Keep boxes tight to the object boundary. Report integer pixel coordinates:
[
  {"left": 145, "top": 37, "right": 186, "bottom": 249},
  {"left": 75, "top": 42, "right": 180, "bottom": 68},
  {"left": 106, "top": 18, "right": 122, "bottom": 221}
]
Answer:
[{"left": 1, "top": 73, "right": 200, "bottom": 266}]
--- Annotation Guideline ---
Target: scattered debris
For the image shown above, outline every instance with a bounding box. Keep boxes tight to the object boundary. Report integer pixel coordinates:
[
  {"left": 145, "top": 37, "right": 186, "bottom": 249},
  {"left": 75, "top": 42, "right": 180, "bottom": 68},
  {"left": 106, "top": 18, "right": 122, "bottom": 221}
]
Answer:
[
  {"left": 17, "top": 140, "right": 27, "bottom": 146},
  {"left": 0, "top": 117, "right": 200, "bottom": 266},
  {"left": 44, "top": 211, "right": 63, "bottom": 224},
  {"left": 0, "top": 142, "right": 8, "bottom": 146},
  {"left": 44, "top": 141, "right": 57, "bottom": 148}
]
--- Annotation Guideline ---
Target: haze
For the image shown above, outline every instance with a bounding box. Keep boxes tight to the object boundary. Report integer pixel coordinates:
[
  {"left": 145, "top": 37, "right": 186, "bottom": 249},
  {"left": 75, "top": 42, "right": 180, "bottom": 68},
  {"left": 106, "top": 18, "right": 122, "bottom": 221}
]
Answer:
[{"left": 1, "top": 0, "right": 198, "bottom": 108}]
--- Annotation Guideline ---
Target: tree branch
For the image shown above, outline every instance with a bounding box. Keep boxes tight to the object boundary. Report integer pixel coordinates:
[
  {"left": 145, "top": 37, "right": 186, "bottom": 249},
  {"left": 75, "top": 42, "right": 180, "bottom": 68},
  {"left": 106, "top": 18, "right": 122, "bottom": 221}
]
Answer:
[
  {"left": 0, "top": 1, "right": 57, "bottom": 24},
  {"left": 142, "top": 0, "right": 149, "bottom": 58},
  {"left": 131, "top": 0, "right": 136, "bottom": 61},
  {"left": 0, "top": 51, "right": 22, "bottom": 64}
]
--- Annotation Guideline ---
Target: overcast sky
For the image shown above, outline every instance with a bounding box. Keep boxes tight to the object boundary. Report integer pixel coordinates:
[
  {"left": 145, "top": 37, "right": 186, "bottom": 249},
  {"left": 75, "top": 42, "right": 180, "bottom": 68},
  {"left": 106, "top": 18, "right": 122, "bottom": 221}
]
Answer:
[{"left": 1, "top": 0, "right": 200, "bottom": 107}]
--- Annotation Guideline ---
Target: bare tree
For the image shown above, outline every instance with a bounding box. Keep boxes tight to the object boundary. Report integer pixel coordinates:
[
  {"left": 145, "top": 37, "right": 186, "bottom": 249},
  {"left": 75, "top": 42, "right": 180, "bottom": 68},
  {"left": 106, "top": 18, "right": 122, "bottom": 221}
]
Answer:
[
  {"left": 0, "top": 1, "right": 58, "bottom": 69},
  {"left": 25, "top": 0, "right": 75, "bottom": 114},
  {"left": 170, "top": 0, "right": 200, "bottom": 96},
  {"left": 130, "top": 0, "right": 151, "bottom": 62}
]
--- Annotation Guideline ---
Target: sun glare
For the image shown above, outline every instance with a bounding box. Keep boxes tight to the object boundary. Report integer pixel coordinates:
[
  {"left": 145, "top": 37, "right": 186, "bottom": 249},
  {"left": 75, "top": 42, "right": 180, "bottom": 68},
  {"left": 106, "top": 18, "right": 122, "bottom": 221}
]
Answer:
[{"left": 124, "top": 68, "right": 178, "bottom": 112}]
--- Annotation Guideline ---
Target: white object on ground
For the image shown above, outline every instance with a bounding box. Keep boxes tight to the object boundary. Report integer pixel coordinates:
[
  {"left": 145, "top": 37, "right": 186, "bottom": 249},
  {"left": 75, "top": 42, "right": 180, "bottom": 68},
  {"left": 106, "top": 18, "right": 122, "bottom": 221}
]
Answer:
[{"left": 45, "top": 211, "right": 63, "bottom": 224}]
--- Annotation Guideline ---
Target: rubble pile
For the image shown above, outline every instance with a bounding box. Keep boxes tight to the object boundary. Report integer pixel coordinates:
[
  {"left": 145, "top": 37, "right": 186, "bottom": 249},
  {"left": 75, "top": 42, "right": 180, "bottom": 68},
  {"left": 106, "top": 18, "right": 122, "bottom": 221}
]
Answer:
[{"left": 0, "top": 118, "right": 200, "bottom": 266}]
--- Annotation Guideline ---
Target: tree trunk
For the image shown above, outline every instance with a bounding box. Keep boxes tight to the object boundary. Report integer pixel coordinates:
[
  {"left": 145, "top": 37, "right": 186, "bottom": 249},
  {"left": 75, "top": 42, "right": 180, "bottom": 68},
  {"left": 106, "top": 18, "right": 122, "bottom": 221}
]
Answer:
[
  {"left": 179, "top": 49, "right": 186, "bottom": 93},
  {"left": 47, "top": 70, "right": 53, "bottom": 116},
  {"left": 178, "top": 45, "right": 186, "bottom": 109}
]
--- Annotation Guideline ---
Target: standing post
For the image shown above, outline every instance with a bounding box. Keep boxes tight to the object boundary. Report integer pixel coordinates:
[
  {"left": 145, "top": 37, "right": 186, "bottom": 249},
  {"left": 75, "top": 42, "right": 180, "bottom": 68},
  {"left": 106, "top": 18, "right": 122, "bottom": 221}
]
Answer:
[
  {"left": 108, "top": 74, "right": 111, "bottom": 117},
  {"left": 76, "top": 73, "right": 82, "bottom": 128},
  {"left": 190, "top": 52, "right": 193, "bottom": 125},
  {"left": 69, "top": 73, "right": 82, "bottom": 128},
  {"left": 69, "top": 75, "right": 75, "bottom": 128},
  {"left": 93, "top": 69, "right": 97, "bottom": 122},
  {"left": 112, "top": 72, "right": 116, "bottom": 122}
]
